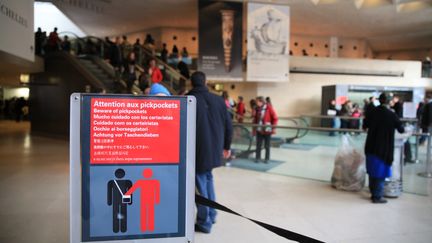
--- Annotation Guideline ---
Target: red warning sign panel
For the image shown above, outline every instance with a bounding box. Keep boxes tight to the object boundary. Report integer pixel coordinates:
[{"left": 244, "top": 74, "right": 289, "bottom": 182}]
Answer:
[{"left": 90, "top": 98, "right": 180, "bottom": 164}]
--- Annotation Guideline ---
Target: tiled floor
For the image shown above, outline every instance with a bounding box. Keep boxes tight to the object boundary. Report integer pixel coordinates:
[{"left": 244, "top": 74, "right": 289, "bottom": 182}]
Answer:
[{"left": 1, "top": 121, "right": 432, "bottom": 243}]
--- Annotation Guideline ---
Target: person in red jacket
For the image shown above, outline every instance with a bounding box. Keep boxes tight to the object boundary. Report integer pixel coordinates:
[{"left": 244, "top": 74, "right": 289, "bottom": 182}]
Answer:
[
  {"left": 236, "top": 96, "right": 246, "bottom": 123},
  {"left": 148, "top": 59, "right": 163, "bottom": 83},
  {"left": 253, "top": 96, "right": 278, "bottom": 163}
]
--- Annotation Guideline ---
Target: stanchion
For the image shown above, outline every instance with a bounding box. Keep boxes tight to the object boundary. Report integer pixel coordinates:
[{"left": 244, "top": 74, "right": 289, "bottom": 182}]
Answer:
[
  {"left": 414, "top": 133, "right": 420, "bottom": 163},
  {"left": 418, "top": 133, "right": 432, "bottom": 178}
]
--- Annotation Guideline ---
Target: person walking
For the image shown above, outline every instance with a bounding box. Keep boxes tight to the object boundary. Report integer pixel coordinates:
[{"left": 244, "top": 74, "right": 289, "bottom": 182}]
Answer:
[
  {"left": 363, "top": 93, "right": 404, "bottom": 204},
  {"left": 186, "top": 71, "right": 232, "bottom": 233},
  {"left": 47, "top": 27, "right": 61, "bottom": 52},
  {"left": 253, "top": 96, "right": 278, "bottom": 163},
  {"left": 236, "top": 96, "right": 246, "bottom": 123},
  {"left": 340, "top": 100, "right": 353, "bottom": 132},
  {"left": 148, "top": 59, "right": 163, "bottom": 84}
]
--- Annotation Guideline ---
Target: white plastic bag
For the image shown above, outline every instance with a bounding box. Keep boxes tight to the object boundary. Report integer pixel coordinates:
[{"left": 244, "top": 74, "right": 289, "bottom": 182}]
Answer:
[{"left": 331, "top": 135, "right": 366, "bottom": 191}]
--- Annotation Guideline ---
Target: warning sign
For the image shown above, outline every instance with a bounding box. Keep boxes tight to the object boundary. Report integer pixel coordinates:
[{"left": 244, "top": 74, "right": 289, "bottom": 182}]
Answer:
[
  {"left": 70, "top": 94, "right": 196, "bottom": 243},
  {"left": 90, "top": 98, "right": 181, "bottom": 164}
]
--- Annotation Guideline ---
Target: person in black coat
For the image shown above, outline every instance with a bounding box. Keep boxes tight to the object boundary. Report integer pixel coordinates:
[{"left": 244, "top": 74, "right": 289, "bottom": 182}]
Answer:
[
  {"left": 363, "top": 96, "right": 376, "bottom": 119},
  {"left": 421, "top": 97, "right": 432, "bottom": 130},
  {"left": 177, "top": 61, "right": 190, "bottom": 94},
  {"left": 363, "top": 93, "right": 404, "bottom": 203},
  {"left": 186, "top": 71, "right": 232, "bottom": 233}
]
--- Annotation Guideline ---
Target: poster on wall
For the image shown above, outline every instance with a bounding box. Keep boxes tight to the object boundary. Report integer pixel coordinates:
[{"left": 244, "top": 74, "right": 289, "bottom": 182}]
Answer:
[
  {"left": 198, "top": 0, "right": 243, "bottom": 81},
  {"left": 247, "top": 3, "right": 290, "bottom": 82}
]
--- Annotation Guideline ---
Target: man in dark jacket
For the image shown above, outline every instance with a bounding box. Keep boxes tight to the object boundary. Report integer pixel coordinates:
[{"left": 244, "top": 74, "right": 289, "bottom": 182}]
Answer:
[
  {"left": 186, "top": 71, "right": 233, "bottom": 233},
  {"left": 363, "top": 93, "right": 404, "bottom": 203}
]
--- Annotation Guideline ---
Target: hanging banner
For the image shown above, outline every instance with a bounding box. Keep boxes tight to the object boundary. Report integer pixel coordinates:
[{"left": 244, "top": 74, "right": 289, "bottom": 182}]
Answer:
[
  {"left": 198, "top": 0, "right": 243, "bottom": 81},
  {"left": 70, "top": 94, "right": 196, "bottom": 243},
  {"left": 247, "top": 3, "right": 290, "bottom": 82}
]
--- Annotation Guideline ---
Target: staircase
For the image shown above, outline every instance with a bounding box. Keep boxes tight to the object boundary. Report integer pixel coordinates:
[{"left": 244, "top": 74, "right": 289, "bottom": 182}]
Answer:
[{"left": 77, "top": 55, "right": 127, "bottom": 93}]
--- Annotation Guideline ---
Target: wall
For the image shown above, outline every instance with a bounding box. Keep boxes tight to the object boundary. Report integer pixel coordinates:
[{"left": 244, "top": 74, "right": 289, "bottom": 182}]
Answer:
[
  {"left": 289, "top": 35, "right": 373, "bottom": 59},
  {"left": 3, "top": 87, "right": 29, "bottom": 99},
  {"left": 211, "top": 82, "right": 258, "bottom": 112},
  {"left": 253, "top": 56, "right": 426, "bottom": 117},
  {"left": 374, "top": 48, "right": 432, "bottom": 61},
  {"left": 125, "top": 27, "right": 198, "bottom": 57},
  {"left": 0, "top": 0, "right": 34, "bottom": 62},
  {"left": 258, "top": 75, "right": 431, "bottom": 117},
  {"left": 30, "top": 53, "right": 105, "bottom": 138}
]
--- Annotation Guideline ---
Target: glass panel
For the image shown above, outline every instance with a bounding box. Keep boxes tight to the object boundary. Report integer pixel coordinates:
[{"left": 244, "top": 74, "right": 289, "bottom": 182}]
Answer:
[{"left": 231, "top": 121, "right": 430, "bottom": 196}]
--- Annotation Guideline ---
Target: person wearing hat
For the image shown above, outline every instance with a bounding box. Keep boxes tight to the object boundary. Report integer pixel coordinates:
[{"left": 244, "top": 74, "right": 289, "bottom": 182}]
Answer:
[
  {"left": 363, "top": 93, "right": 405, "bottom": 204},
  {"left": 186, "top": 71, "right": 232, "bottom": 233},
  {"left": 149, "top": 83, "right": 170, "bottom": 96}
]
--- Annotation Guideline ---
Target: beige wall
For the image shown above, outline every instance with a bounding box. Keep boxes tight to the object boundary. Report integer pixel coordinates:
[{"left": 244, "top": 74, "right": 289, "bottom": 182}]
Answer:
[
  {"left": 208, "top": 82, "right": 258, "bottom": 112},
  {"left": 290, "top": 35, "right": 373, "bottom": 59},
  {"left": 257, "top": 75, "right": 431, "bottom": 117},
  {"left": 124, "top": 27, "right": 198, "bottom": 56},
  {"left": 374, "top": 49, "right": 432, "bottom": 61},
  {"left": 257, "top": 56, "right": 426, "bottom": 117}
]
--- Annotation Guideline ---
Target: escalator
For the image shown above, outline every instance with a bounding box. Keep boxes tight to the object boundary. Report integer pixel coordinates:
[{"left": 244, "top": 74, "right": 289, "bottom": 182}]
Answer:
[
  {"left": 30, "top": 32, "right": 191, "bottom": 137},
  {"left": 77, "top": 55, "right": 130, "bottom": 93},
  {"left": 231, "top": 117, "right": 310, "bottom": 159}
]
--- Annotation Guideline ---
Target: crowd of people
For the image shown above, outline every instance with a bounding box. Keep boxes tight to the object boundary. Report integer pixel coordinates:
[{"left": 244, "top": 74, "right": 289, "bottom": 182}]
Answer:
[
  {"left": 220, "top": 91, "right": 279, "bottom": 163},
  {"left": 35, "top": 27, "right": 192, "bottom": 95},
  {"left": 0, "top": 97, "right": 29, "bottom": 122},
  {"left": 35, "top": 27, "right": 71, "bottom": 55}
]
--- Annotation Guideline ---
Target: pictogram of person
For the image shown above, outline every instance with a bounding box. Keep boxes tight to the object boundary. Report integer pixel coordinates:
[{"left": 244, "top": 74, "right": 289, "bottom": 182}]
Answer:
[
  {"left": 125, "top": 168, "right": 160, "bottom": 232},
  {"left": 107, "top": 168, "right": 132, "bottom": 233}
]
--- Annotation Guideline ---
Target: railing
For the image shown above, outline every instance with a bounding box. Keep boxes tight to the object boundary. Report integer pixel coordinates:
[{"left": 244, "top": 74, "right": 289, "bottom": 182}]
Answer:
[
  {"left": 140, "top": 46, "right": 190, "bottom": 94},
  {"left": 230, "top": 122, "right": 431, "bottom": 196},
  {"left": 300, "top": 114, "right": 423, "bottom": 162},
  {"left": 302, "top": 114, "right": 418, "bottom": 123}
]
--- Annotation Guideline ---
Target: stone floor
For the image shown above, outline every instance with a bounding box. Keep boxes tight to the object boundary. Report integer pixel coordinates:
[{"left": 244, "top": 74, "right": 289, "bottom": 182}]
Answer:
[{"left": 1, "top": 121, "right": 432, "bottom": 243}]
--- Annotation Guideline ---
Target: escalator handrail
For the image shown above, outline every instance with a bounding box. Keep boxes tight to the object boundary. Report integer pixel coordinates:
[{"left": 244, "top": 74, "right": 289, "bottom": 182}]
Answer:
[{"left": 232, "top": 124, "right": 253, "bottom": 153}]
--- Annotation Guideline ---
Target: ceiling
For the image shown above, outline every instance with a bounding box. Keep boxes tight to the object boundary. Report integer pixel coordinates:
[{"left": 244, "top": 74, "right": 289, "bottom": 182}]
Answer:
[{"left": 41, "top": 0, "right": 432, "bottom": 52}]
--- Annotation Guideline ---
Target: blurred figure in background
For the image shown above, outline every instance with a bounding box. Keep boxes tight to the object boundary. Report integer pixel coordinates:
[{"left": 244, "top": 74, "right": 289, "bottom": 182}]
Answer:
[
  {"left": 351, "top": 103, "right": 361, "bottom": 129},
  {"left": 249, "top": 99, "right": 257, "bottom": 118},
  {"left": 47, "top": 27, "right": 60, "bottom": 52},
  {"left": 133, "top": 38, "right": 142, "bottom": 65},
  {"left": 253, "top": 96, "right": 278, "bottom": 164},
  {"left": 160, "top": 43, "right": 168, "bottom": 63},
  {"left": 327, "top": 99, "right": 339, "bottom": 136},
  {"left": 177, "top": 61, "right": 190, "bottom": 95},
  {"left": 148, "top": 59, "right": 163, "bottom": 84},
  {"left": 181, "top": 47, "right": 189, "bottom": 58},
  {"left": 340, "top": 100, "right": 353, "bottom": 132},
  {"left": 236, "top": 96, "right": 246, "bottom": 123},
  {"left": 421, "top": 96, "right": 432, "bottom": 144},
  {"left": 364, "top": 96, "right": 376, "bottom": 119},
  {"left": 61, "top": 35, "right": 71, "bottom": 53}
]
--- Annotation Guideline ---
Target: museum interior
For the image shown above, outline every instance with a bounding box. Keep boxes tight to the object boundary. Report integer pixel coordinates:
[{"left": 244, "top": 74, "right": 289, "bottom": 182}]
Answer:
[{"left": 1, "top": 0, "right": 432, "bottom": 242}]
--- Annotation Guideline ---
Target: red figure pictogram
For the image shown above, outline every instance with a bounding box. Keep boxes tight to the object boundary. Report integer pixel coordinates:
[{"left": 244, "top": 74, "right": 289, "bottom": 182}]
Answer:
[{"left": 125, "top": 168, "right": 160, "bottom": 232}]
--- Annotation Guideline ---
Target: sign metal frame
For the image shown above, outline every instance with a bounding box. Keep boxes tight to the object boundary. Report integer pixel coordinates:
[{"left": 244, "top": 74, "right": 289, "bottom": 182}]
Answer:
[{"left": 70, "top": 93, "right": 196, "bottom": 243}]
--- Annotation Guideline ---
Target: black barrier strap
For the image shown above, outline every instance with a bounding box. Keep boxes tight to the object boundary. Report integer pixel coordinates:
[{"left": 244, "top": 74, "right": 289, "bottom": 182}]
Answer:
[{"left": 195, "top": 194, "right": 325, "bottom": 243}]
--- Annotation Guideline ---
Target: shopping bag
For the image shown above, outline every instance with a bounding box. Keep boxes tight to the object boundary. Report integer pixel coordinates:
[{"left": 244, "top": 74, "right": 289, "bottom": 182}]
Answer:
[{"left": 331, "top": 135, "right": 366, "bottom": 191}]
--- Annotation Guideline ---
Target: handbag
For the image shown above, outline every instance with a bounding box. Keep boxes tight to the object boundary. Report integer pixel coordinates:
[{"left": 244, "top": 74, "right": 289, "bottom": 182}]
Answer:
[{"left": 114, "top": 180, "right": 131, "bottom": 204}]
